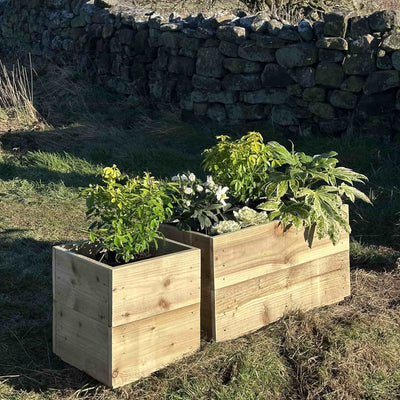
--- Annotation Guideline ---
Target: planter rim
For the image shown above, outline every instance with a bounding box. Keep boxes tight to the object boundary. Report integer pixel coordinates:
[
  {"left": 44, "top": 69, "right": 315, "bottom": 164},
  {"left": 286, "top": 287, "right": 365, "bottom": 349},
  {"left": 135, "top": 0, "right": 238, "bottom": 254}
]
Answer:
[
  {"left": 53, "top": 237, "right": 199, "bottom": 271},
  {"left": 163, "top": 204, "right": 349, "bottom": 240}
]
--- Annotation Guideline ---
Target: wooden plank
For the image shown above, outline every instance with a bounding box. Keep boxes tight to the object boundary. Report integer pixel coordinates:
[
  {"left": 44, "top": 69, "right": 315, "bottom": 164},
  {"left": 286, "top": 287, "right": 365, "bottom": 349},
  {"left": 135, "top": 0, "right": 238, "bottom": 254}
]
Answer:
[
  {"left": 111, "top": 303, "right": 200, "bottom": 388},
  {"left": 53, "top": 246, "right": 111, "bottom": 325},
  {"left": 212, "top": 222, "right": 349, "bottom": 289},
  {"left": 159, "top": 225, "right": 216, "bottom": 339},
  {"left": 53, "top": 302, "right": 111, "bottom": 386},
  {"left": 111, "top": 248, "right": 200, "bottom": 327},
  {"left": 214, "top": 250, "right": 350, "bottom": 341}
]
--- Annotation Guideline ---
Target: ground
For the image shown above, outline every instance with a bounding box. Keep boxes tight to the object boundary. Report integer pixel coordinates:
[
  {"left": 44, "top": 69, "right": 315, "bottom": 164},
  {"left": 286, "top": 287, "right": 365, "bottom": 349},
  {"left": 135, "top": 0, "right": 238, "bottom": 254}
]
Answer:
[{"left": 0, "top": 62, "right": 400, "bottom": 399}]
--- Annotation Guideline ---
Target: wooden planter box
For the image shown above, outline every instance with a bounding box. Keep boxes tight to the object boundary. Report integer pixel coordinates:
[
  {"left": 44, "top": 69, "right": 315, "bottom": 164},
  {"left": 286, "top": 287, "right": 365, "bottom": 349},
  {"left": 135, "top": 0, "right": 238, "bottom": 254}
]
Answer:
[
  {"left": 52, "top": 238, "right": 201, "bottom": 388},
  {"left": 160, "top": 209, "right": 350, "bottom": 342}
]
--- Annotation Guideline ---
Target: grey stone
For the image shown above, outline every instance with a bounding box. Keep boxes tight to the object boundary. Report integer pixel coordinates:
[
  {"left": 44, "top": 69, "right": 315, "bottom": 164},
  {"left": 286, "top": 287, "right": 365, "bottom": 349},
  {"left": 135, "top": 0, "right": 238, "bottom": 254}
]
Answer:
[
  {"left": 343, "top": 54, "right": 376, "bottom": 75},
  {"left": 226, "top": 103, "right": 265, "bottom": 120},
  {"left": 271, "top": 106, "right": 298, "bottom": 126},
  {"left": 298, "top": 19, "right": 314, "bottom": 42},
  {"left": 382, "top": 34, "right": 400, "bottom": 52},
  {"left": 324, "top": 10, "right": 353, "bottom": 37},
  {"left": 208, "top": 91, "right": 237, "bottom": 104},
  {"left": 71, "top": 15, "right": 85, "bottom": 28},
  {"left": 118, "top": 28, "right": 134, "bottom": 45},
  {"left": 222, "top": 74, "right": 261, "bottom": 91},
  {"left": 350, "top": 16, "right": 370, "bottom": 37},
  {"left": 193, "top": 102, "right": 208, "bottom": 116},
  {"left": 276, "top": 44, "right": 318, "bottom": 69},
  {"left": 160, "top": 22, "right": 183, "bottom": 32},
  {"left": 192, "top": 90, "right": 208, "bottom": 102},
  {"left": 159, "top": 32, "right": 182, "bottom": 48},
  {"left": 196, "top": 47, "right": 224, "bottom": 78},
  {"left": 313, "top": 20, "right": 325, "bottom": 39},
  {"left": 250, "top": 12, "right": 271, "bottom": 33},
  {"left": 377, "top": 51, "right": 392, "bottom": 70},
  {"left": 316, "top": 37, "right": 348, "bottom": 51},
  {"left": 349, "top": 35, "right": 379, "bottom": 54},
  {"left": 303, "top": 87, "right": 325, "bottom": 102},
  {"left": 329, "top": 90, "right": 357, "bottom": 109},
  {"left": 363, "top": 70, "right": 399, "bottom": 95},
  {"left": 265, "top": 19, "right": 283, "bottom": 36},
  {"left": 223, "top": 58, "right": 262, "bottom": 74},
  {"left": 356, "top": 92, "right": 395, "bottom": 119},
  {"left": 207, "top": 104, "right": 226, "bottom": 121},
  {"left": 216, "top": 25, "right": 246, "bottom": 44},
  {"left": 243, "top": 88, "right": 288, "bottom": 104},
  {"left": 309, "top": 102, "right": 336, "bottom": 119},
  {"left": 182, "top": 36, "right": 201, "bottom": 51},
  {"left": 277, "top": 27, "right": 300, "bottom": 42},
  {"left": 219, "top": 40, "right": 238, "bottom": 57},
  {"left": 341, "top": 75, "right": 365, "bottom": 93},
  {"left": 148, "top": 14, "right": 163, "bottom": 29},
  {"left": 319, "top": 118, "right": 348, "bottom": 135},
  {"left": 392, "top": 51, "right": 400, "bottom": 71},
  {"left": 315, "top": 63, "right": 345, "bottom": 88},
  {"left": 319, "top": 49, "right": 345, "bottom": 63},
  {"left": 102, "top": 23, "right": 114, "bottom": 39},
  {"left": 134, "top": 30, "right": 148, "bottom": 54},
  {"left": 296, "top": 67, "right": 315, "bottom": 88},
  {"left": 368, "top": 10, "right": 400, "bottom": 32},
  {"left": 192, "top": 74, "right": 221, "bottom": 92},
  {"left": 168, "top": 56, "right": 195, "bottom": 76},
  {"left": 249, "top": 34, "right": 284, "bottom": 48},
  {"left": 238, "top": 41, "right": 275, "bottom": 62},
  {"left": 261, "top": 64, "right": 294, "bottom": 87},
  {"left": 238, "top": 15, "right": 256, "bottom": 30}
]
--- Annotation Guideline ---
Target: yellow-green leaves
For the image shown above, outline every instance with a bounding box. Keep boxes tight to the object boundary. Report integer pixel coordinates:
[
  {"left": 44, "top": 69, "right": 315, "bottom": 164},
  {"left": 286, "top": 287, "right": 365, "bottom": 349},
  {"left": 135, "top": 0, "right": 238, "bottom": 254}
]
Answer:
[
  {"left": 80, "top": 166, "right": 175, "bottom": 264},
  {"left": 203, "top": 132, "right": 273, "bottom": 202}
]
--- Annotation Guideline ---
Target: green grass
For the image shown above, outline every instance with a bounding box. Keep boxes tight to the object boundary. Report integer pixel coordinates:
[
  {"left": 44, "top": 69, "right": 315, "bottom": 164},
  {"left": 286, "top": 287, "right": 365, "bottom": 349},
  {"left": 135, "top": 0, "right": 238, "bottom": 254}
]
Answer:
[{"left": 0, "top": 64, "right": 400, "bottom": 400}]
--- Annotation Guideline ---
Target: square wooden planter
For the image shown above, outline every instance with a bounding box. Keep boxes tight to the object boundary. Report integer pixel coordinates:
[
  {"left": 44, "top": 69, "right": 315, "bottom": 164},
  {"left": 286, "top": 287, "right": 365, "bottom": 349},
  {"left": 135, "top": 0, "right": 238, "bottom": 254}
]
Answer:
[
  {"left": 160, "top": 208, "right": 350, "bottom": 342},
  {"left": 52, "top": 238, "right": 201, "bottom": 388}
]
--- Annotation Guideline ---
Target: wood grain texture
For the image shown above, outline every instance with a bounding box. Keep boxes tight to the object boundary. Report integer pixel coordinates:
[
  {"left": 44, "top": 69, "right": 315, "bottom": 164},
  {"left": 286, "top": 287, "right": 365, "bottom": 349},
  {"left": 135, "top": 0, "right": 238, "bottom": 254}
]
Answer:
[
  {"left": 53, "top": 301, "right": 111, "bottom": 386},
  {"left": 215, "top": 250, "right": 350, "bottom": 342},
  {"left": 111, "top": 303, "right": 200, "bottom": 387},
  {"left": 161, "top": 207, "right": 350, "bottom": 342},
  {"left": 112, "top": 247, "right": 200, "bottom": 327},
  {"left": 160, "top": 225, "right": 216, "bottom": 339},
  {"left": 53, "top": 246, "right": 111, "bottom": 325},
  {"left": 53, "top": 239, "right": 201, "bottom": 388}
]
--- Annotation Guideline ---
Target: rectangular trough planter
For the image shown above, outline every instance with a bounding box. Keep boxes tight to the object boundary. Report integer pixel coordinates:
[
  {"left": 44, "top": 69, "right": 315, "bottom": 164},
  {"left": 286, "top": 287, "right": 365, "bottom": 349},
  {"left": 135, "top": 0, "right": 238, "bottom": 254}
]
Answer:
[
  {"left": 52, "top": 238, "right": 201, "bottom": 388},
  {"left": 160, "top": 209, "right": 350, "bottom": 342}
]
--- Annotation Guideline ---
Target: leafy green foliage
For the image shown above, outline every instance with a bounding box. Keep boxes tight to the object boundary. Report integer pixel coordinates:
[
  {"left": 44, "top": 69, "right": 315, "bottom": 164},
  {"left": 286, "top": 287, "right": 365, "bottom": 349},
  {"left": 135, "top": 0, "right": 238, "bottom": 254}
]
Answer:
[
  {"left": 203, "top": 132, "right": 277, "bottom": 203},
  {"left": 258, "top": 142, "right": 371, "bottom": 245},
  {"left": 80, "top": 165, "right": 175, "bottom": 264},
  {"left": 168, "top": 172, "right": 229, "bottom": 233}
]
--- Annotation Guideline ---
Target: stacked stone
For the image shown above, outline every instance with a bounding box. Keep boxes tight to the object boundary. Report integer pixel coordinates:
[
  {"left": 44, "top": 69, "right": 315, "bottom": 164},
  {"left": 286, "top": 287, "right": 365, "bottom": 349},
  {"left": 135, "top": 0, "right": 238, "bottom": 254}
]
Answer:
[{"left": 1, "top": 1, "right": 400, "bottom": 138}]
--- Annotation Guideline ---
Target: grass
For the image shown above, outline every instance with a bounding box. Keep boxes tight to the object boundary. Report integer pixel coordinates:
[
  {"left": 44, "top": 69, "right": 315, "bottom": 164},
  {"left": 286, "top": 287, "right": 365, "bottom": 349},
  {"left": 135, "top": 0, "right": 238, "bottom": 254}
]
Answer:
[{"left": 0, "top": 60, "right": 399, "bottom": 400}]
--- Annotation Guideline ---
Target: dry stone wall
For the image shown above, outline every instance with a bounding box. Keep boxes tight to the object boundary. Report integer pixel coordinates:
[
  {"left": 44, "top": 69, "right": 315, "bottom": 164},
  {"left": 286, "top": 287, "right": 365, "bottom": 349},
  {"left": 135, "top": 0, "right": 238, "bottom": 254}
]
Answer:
[{"left": 2, "top": 1, "right": 400, "bottom": 138}]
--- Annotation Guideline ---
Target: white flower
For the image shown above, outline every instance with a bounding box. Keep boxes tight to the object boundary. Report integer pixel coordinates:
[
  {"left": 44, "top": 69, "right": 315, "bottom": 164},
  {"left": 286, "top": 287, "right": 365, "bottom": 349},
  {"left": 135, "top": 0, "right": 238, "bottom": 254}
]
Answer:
[
  {"left": 196, "top": 185, "right": 204, "bottom": 193},
  {"left": 183, "top": 186, "right": 194, "bottom": 195},
  {"left": 184, "top": 200, "right": 191, "bottom": 207},
  {"left": 211, "top": 220, "right": 241, "bottom": 235},
  {"left": 180, "top": 174, "right": 188, "bottom": 181},
  {"left": 215, "top": 186, "right": 229, "bottom": 206},
  {"left": 188, "top": 173, "right": 196, "bottom": 182},
  {"left": 171, "top": 175, "right": 179, "bottom": 182},
  {"left": 205, "top": 175, "right": 215, "bottom": 189}
]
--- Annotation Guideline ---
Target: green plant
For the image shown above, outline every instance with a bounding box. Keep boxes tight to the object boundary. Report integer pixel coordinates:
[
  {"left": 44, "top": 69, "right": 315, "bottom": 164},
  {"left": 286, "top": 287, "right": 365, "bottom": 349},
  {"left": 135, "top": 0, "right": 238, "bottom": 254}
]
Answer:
[
  {"left": 258, "top": 142, "right": 371, "bottom": 244},
  {"left": 80, "top": 165, "right": 175, "bottom": 264},
  {"left": 203, "top": 132, "right": 277, "bottom": 203},
  {"left": 168, "top": 172, "right": 230, "bottom": 233}
]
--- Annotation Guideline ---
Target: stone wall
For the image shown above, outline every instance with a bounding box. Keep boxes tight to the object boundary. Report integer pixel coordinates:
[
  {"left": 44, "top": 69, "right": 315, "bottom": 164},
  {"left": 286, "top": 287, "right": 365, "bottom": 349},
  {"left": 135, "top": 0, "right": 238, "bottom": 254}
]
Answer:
[{"left": 1, "top": 1, "right": 400, "bottom": 138}]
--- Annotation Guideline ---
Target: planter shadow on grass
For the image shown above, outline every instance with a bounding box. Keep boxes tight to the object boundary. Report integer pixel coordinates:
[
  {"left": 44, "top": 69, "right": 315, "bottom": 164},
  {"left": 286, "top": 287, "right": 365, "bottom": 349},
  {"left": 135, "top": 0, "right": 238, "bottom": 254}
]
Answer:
[{"left": 0, "top": 237, "right": 104, "bottom": 392}]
